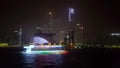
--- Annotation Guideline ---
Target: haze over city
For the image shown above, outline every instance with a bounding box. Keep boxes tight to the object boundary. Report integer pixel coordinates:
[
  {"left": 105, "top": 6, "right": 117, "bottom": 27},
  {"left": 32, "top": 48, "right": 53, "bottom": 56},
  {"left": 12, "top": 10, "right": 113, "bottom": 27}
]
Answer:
[{"left": 0, "top": 0, "right": 117, "bottom": 43}]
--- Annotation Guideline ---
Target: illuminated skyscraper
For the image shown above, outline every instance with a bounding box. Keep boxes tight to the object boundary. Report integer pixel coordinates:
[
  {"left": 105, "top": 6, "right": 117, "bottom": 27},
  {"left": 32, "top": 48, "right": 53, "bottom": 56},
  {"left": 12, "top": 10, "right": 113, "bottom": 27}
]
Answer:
[{"left": 64, "top": 8, "right": 75, "bottom": 46}]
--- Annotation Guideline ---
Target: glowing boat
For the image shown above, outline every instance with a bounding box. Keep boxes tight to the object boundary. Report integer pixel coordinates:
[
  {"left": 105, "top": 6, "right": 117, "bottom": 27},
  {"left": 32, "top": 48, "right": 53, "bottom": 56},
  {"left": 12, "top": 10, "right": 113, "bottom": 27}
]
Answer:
[
  {"left": 23, "top": 45, "right": 67, "bottom": 54},
  {"left": 23, "top": 37, "right": 67, "bottom": 54}
]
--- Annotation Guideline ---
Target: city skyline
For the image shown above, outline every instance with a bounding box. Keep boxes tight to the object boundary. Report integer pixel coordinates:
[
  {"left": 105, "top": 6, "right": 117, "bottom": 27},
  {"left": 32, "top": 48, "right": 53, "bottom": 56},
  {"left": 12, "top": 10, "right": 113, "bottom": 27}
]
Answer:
[{"left": 0, "top": 0, "right": 118, "bottom": 43}]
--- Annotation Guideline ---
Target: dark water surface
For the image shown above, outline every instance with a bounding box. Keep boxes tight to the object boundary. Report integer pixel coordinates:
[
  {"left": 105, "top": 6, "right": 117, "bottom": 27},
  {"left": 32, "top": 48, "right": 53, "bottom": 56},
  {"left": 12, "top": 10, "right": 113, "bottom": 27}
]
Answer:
[{"left": 0, "top": 48, "right": 119, "bottom": 68}]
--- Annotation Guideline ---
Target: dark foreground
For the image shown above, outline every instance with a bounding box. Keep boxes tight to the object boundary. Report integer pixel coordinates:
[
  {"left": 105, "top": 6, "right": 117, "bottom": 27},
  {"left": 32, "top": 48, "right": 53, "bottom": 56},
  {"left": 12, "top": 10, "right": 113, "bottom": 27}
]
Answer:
[{"left": 0, "top": 48, "right": 119, "bottom": 68}]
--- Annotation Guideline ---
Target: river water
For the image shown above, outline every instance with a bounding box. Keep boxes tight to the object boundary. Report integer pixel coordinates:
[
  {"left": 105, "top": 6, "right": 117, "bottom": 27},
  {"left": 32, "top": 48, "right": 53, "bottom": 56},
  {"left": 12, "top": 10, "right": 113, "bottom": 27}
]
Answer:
[{"left": 0, "top": 48, "right": 119, "bottom": 68}]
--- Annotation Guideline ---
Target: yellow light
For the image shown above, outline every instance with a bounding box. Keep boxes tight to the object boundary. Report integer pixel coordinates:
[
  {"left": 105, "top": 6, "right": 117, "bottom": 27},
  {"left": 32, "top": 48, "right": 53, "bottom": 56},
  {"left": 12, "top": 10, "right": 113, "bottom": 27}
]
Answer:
[
  {"left": 48, "top": 43, "right": 51, "bottom": 46},
  {"left": 0, "top": 43, "right": 8, "bottom": 47}
]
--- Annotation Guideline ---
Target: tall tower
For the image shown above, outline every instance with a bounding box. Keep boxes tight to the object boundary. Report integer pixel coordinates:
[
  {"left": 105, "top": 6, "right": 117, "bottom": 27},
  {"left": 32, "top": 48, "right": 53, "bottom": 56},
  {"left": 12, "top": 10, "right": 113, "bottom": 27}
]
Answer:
[
  {"left": 49, "top": 12, "right": 53, "bottom": 33},
  {"left": 65, "top": 8, "right": 75, "bottom": 46},
  {"left": 68, "top": 8, "right": 74, "bottom": 29}
]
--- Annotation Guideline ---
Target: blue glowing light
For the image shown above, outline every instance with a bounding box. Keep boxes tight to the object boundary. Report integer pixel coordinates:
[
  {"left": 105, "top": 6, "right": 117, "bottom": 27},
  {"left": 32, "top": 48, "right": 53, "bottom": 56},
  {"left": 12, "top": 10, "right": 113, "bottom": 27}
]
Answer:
[
  {"left": 34, "top": 37, "right": 49, "bottom": 45},
  {"left": 68, "top": 8, "right": 74, "bottom": 22}
]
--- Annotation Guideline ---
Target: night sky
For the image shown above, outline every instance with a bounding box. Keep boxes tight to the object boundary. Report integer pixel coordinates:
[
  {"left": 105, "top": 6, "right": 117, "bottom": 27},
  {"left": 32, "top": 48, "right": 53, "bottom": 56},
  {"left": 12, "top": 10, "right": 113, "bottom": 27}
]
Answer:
[{"left": 0, "top": 0, "right": 119, "bottom": 42}]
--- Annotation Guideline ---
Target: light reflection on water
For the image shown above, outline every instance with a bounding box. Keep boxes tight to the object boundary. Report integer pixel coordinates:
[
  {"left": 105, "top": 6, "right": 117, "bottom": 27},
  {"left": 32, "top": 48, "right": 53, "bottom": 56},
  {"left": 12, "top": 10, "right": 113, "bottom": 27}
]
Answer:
[
  {"left": 22, "top": 51, "right": 64, "bottom": 68},
  {"left": 1, "top": 48, "right": 116, "bottom": 68}
]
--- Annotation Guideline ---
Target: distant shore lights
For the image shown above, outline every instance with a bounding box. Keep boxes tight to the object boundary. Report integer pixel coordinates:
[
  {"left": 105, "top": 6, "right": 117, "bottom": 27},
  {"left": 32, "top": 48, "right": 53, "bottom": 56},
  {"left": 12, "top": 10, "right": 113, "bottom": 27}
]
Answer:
[
  {"left": 111, "top": 33, "right": 120, "bottom": 36},
  {"left": 68, "top": 8, "right": 74, "bottom": 22}
]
